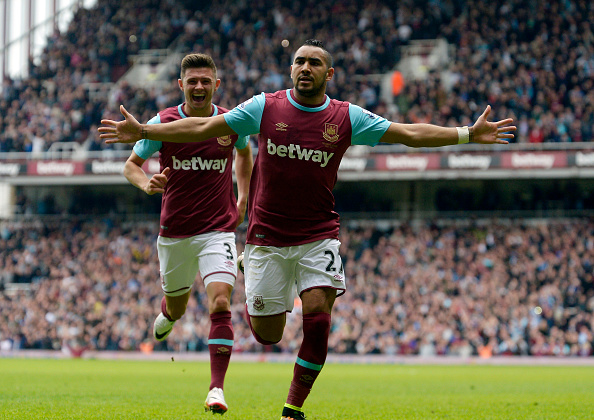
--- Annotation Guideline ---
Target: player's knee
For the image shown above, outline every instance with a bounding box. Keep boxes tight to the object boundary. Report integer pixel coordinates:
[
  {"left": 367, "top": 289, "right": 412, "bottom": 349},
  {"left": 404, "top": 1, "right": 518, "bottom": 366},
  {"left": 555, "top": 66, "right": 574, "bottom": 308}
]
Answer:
[
  {"left": 250, "top": 318, "right": 283, "bottom": 344},
  {"left": 301, "top": 288, "right": 336, "bottom": 313},
  {"left": 210, "top": 294, "right": 231, "bottom": 313},
  {"left": 252, "top": 329, "right": 282, "bottom": 345}
]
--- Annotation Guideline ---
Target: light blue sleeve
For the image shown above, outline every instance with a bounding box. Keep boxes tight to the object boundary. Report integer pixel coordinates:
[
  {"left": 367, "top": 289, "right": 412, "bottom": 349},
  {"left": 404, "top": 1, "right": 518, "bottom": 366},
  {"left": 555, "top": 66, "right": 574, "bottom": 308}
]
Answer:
[
  {"left": 223, "top": 93, "right": 265, "bottom": 137},
  {"left": 234, "top": 135, "right": 250, "bottom": 150},
  {"left": 349, "top": 104, "right": 391, "bottom": 146},
  {"left": 133, "top": 115, "right": 163, "bottom": 159}
]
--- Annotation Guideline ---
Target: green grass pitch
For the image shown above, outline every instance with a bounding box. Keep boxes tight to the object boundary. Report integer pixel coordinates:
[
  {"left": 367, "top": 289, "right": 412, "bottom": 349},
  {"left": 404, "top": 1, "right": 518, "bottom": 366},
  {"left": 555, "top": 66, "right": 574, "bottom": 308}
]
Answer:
[{"left": 1, "top": 358, "right": 593, "bottom": 419}]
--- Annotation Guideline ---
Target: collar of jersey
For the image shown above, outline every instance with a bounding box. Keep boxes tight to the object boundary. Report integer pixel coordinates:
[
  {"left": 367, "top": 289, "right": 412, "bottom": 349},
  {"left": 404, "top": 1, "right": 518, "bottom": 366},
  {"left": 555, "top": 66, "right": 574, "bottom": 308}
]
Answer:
[
  {"left": 286, "top": 89, "right": 330, "bottom": 112},
  {"left": 177, "top": 104, "right": 218, "bottom": 118}
]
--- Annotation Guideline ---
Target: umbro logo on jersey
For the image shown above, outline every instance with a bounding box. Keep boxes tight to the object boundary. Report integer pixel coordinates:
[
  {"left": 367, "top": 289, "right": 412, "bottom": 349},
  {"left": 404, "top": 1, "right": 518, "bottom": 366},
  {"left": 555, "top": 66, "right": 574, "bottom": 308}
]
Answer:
[{"left": 276, "top": 122, "right": 288, "bottom": 131}]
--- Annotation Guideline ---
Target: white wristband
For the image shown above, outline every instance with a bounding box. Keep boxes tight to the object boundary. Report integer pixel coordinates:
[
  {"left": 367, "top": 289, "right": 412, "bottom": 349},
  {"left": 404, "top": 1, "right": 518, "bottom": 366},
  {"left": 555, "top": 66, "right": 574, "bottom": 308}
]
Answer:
[{"left": 456, "top": 126, "right": 470, "bottom": 144}]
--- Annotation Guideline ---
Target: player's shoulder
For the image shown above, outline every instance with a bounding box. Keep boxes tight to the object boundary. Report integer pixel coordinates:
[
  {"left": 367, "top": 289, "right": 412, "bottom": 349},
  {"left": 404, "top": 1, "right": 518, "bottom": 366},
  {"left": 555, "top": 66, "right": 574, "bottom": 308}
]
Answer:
[
  {"left": 266, "top": 89, "right": 288, "bottom": 100},
  {"left": 157, "top": 104, "right": 183, "bottom": 121},
  {"left": 329, "top": 97, "right": 350, "bottom": 109},
  {"left": 215, "top": 104, "right": 231, "bottom": 114}
]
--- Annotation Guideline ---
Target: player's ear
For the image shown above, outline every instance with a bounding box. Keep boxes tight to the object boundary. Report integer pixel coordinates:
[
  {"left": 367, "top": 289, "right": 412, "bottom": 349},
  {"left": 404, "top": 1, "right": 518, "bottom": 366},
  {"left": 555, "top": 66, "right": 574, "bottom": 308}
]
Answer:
[
  {"left": 178, "top": 79, "right": 183, "bottom": 91},
  {"left": 215, "top": 79, "right": 221, "bottom": 91},
  {"left": 326, "top": 67, "right": 334, "bottom": 82}
]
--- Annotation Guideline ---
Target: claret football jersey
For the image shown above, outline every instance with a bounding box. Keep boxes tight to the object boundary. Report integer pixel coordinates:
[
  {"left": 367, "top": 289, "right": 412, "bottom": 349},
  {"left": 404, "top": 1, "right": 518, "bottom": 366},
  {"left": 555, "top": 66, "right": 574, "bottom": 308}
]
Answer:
[
  {"left": 133, "top": 103, "right": 249, "bottom": 238},
  {"left": 224, "top": 89, "right": 390, "bottom": 247}
]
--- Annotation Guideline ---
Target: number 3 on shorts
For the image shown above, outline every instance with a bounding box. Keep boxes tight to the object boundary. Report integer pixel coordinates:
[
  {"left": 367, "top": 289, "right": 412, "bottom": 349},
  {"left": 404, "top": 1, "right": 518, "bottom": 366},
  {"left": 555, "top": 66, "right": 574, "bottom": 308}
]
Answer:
[{"left": 223, "top": 243, "right": 234, "bottom": 260}]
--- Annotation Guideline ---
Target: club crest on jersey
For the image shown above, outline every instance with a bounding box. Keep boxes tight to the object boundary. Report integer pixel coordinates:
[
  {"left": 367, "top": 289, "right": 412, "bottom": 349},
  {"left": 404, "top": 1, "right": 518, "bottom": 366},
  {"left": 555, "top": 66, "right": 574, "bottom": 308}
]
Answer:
[
  {"left": 217, "top": 135, "right": 232, "bottom": 146},
  {"left": 323, "top": 123, "right": 339, "bottom": 142},
  {"left": 253, "top": 295, "right": 265, "bottom": 311}
]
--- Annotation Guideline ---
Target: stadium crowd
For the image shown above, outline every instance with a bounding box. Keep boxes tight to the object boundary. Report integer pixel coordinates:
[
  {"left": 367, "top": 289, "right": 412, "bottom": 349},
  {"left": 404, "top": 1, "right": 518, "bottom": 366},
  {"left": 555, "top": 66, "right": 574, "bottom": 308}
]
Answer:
[
  {"left": 1, "top": 0, "right": 594, "bottom": 153},
  {"left": 1, "top": 217, "right": 592, "bottom": 357}
]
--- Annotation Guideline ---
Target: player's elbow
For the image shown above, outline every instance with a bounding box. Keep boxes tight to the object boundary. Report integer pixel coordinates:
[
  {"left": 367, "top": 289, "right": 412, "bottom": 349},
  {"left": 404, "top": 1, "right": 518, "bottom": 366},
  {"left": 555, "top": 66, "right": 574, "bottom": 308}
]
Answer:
[
  {"left": 123, "top": 160, "right": 139, "bottom": 177},
  {"left": 382, "top": 123, "right": 419, "bottom": 147},
  {"left": 122, "top": 162, "right": 133, "bottom": 178}
]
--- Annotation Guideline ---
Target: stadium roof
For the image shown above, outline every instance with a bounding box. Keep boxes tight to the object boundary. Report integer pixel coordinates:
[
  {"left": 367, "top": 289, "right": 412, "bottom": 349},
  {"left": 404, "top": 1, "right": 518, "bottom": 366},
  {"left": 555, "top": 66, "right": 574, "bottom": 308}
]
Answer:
[{"left": 0, "top": 0, "right": 96, "bottom": 82}]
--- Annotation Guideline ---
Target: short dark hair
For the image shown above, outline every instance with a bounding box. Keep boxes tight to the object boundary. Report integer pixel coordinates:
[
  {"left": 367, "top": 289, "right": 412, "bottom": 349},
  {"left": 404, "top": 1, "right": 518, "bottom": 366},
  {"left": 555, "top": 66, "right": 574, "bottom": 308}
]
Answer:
[
  {"left": 302, "top": 39, "right": 333, "bottom": 67},
  {"left": 180, "top": 53, "right": 217, "bottom": 79}
]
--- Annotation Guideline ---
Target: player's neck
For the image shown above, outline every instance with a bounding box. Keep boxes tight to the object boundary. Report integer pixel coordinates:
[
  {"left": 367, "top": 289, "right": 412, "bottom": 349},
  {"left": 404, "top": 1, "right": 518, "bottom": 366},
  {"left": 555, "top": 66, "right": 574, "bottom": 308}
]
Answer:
[
  {"left": 183, "top": 103, "right": 214, "bottom": 118},
  {"left": 291, "top": 88, "right": 327, "bottom": 107}
]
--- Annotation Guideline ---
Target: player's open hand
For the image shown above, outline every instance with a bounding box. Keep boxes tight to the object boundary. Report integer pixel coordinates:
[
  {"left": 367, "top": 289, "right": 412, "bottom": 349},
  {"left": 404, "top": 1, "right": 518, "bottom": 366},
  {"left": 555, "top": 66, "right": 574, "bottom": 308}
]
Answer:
[
  {"left": 98, "top": 105, "right": 143, "bottom": 144},
  {"left": 471, "top": 105, "right": 516, "bottom": 144},
  {"left": 144, "top": 167, "right": 170, "bottom": 195}
]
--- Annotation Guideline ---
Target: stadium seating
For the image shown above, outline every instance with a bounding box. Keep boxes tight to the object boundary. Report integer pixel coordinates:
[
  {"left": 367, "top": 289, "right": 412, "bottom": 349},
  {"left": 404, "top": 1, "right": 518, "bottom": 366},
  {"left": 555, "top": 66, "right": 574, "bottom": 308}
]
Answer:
[
  {"left": 1, "top": 0, "right": 593, "bottom": 358},
  {"left": 1, "top": 0, "right": 594, "bottom": 153},
  {"left": 1, "top": 217, "right": 592, "bottom": 356}
]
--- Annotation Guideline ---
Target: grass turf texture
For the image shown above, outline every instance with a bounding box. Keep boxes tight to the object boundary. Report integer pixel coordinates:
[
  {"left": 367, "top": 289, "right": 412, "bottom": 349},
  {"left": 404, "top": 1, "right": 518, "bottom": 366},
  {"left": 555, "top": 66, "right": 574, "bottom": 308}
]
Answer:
[{"left": 1, "top": 358, "right": 593, "bottom": 419}]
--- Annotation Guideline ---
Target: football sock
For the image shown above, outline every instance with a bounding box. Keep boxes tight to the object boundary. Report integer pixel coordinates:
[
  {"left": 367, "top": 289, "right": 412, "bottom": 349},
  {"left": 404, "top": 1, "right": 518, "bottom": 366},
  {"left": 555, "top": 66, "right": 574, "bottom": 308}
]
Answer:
[
  {"left": 160, "top": 296, "right": 174, "bottom": 321},
  {"left": 286, "top": 312, "right": 331, "bottom": 408},
  {"left": 208, "top": 311, "right": 234, "bottom": 390}
]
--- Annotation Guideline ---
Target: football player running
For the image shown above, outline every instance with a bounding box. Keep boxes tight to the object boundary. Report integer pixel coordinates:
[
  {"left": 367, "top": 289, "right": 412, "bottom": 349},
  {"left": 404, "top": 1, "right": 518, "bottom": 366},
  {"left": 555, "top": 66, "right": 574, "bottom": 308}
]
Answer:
[
  {"left": 101, "top": 40, "right": 514, "bottom": 420},
  {"left": 121, "top": 53, "right": 252, "bottom": 415}
]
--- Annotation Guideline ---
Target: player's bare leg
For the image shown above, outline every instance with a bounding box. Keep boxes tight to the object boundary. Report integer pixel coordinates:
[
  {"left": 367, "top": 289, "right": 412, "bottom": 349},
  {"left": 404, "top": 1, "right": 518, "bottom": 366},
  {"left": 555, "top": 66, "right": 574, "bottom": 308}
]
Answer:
[
  {"left": 204, "top": 279, "right": 234, "bottom": 415},
  {"left": 249, "top": 313, "right": 287, "bottom": 344},
  {"left": 153, "top": 292, "right": 190, "bottom": 341}
]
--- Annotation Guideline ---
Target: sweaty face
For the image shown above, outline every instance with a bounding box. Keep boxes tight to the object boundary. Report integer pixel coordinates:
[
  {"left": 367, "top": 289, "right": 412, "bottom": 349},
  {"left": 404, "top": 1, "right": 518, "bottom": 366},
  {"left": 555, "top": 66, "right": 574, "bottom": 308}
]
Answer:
[
  {"left": 291, "top": 46, "right": 333, "bottom": 98},
  {"left": 179, "top": 68, "right": 220, "bottom": 116}
]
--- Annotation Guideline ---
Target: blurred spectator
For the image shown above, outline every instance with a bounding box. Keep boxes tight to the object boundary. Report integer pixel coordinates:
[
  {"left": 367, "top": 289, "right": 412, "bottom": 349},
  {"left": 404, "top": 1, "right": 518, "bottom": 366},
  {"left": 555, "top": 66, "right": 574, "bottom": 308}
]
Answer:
[
  {"left": 2, "top": 0, "right": 594, "bottom": 153},
  {"left": 1, "top": 0, "right": 593, "bottom": 355},
  {"left": 1, "top": 217, "right": 592, "bottom": 357}
]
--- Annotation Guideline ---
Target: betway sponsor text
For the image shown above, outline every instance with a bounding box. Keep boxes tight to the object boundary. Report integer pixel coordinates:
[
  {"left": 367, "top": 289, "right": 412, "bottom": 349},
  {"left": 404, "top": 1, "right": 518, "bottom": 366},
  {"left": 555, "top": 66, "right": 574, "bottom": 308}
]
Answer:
[
  {"left": 266, "top": 139, "right": 334, "bottom": 167},
  {"left": 171, "top": 156, "right": 228, "bottom": 173}
]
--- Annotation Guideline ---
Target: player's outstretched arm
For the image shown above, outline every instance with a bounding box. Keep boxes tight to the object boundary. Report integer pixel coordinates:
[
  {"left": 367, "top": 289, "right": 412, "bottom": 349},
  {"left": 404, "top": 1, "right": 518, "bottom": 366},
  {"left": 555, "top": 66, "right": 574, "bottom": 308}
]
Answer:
[
  {"left": 98, "top": 105, "right": 237, "bottom": 144},
  {"left": 380, "top": 105, "right": 516, "bottom": 147}
]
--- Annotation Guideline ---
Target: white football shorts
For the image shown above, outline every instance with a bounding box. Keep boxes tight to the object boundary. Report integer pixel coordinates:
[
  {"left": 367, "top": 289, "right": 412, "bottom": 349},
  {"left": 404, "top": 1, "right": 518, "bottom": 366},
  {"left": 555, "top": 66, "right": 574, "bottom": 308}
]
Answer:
[
  {"left": 244, "top": 238, "right": 346, "bottom": 316},
  {"left": 157, "top": 231, "right": 237, "bottom": 297}
]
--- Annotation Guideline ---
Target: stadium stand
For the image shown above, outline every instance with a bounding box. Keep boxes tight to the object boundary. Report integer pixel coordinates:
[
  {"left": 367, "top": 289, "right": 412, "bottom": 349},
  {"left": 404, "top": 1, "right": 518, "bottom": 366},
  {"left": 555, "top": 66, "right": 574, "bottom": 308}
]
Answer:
[
  {"left": 1, "top": 218, "right": 592, "bottom": 356},
  {"left": 1, "top": 0, "right": 593, "bottom": 358},
  {"left": 1, "top": 0, "right": 594, "bottom": 153}
]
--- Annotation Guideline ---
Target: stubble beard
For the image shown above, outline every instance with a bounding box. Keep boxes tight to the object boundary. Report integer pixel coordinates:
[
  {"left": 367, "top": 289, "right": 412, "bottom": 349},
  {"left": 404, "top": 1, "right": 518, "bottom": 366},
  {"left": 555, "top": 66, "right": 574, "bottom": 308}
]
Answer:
[{"left": 295, "top": 79, "right": 326, "bottom": 98}]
